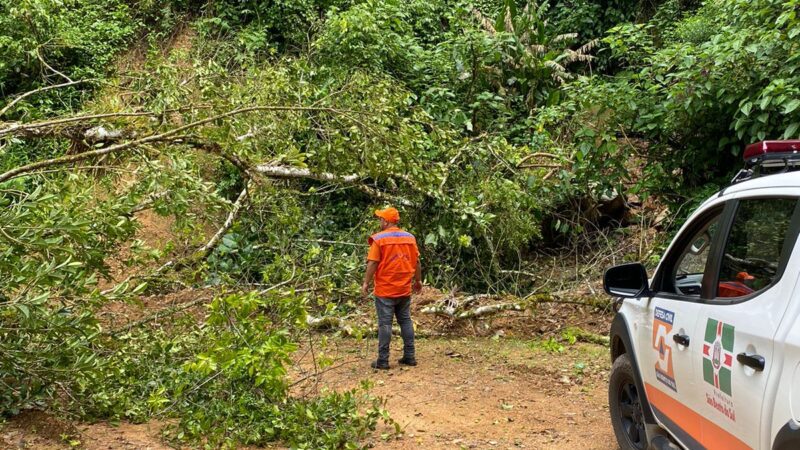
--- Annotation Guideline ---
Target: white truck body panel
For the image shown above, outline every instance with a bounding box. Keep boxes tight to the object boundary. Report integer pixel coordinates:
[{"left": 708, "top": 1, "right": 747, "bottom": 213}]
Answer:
[{"left": 619, "top": 176, "right": 800, "bottom": 450}]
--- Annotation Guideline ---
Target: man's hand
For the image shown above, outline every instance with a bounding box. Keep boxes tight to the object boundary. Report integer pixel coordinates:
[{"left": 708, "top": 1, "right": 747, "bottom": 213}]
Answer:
[
  {"left": 363, "top": 260, "right": 378, "bottom": 299},
  {"left": 413, "top": 260, "right": 423, "bottom": 294}
]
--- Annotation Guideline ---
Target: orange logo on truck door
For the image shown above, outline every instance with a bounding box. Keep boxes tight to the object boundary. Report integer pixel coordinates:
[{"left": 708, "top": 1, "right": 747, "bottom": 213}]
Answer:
[{"left": 653, "top": 307, "right": 678, "bottom": 392}]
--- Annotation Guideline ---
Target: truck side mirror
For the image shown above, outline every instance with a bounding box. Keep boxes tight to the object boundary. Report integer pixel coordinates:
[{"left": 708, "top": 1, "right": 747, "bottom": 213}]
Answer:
[{"left": 604, "top": 263, "right": 650, "bottom": 298}]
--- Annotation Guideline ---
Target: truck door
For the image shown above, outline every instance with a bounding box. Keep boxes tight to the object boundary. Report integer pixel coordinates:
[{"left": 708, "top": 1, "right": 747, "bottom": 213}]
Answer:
[
  {"left": 637, "top": 205, "right": 726, "bottom": 448},
  {"left": 693, "top": 196, "right": 800, "bottom": 450}
]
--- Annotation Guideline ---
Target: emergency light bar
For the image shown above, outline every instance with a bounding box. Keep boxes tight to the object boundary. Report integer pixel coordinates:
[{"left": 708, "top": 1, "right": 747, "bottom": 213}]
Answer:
[
  {"left": 731, "top": 140, "right": 800, "bottom": 184},
  {"left": 743, "top": 140, "right": 800, "bottom": 160}
]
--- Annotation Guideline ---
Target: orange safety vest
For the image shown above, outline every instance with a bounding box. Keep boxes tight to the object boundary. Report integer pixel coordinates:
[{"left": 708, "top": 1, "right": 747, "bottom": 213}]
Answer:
[{"left": 367, "top": 227, "right": 419, "bottom": 298}]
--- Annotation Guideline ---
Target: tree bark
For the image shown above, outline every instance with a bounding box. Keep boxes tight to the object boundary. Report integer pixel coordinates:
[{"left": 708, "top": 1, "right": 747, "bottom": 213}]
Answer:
[
  {"left": 255, "top": 164, "right": 360, "bottom": 183},
  {"left": 420, "top": 293, "right": 496, "bottom": 317},
  {"left": 255, "top": 163, "right": 413, "bottom": 206},
  {"left": 455, "top": 302, "right": 524, "bottom": 319}
]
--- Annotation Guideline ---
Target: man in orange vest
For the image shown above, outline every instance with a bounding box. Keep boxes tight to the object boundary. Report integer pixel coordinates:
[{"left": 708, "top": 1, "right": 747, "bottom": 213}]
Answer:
[{"left": 361, "top": 207, "right": 422, "bottom": 370}]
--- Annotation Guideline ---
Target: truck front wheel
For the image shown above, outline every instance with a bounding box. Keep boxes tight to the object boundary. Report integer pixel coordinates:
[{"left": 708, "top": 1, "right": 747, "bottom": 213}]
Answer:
[{"left": 609, "top": 353, "right": 647, "bottom": 450}]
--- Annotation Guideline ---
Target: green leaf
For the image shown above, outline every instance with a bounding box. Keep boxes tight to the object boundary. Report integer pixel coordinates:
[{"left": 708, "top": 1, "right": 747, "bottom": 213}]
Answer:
[
  {"left": 784, "top": 99, "right": 800, "bottom": 115},
  {"left": 784, "top": 122, "right": 800, "bottom": 139},
  {"left": 16, "top": 304, "right": 30, "bottom": 319}
]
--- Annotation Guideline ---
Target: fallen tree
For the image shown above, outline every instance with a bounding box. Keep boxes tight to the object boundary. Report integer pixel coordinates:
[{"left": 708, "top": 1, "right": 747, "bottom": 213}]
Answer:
[
  {"left": 0, "top": 104, "right": 358, "bottom": 184},
  {"left": 454, "top": 302, "right": 525, "bottom": 319},
  {"left": 420, "top": 291, "right": 611, "bottom": 321},
  {"left": 0, "top": 103, "right": 420, "bottom": 209},
  {"left": 419, "top": 293, "right": 496, "bottom": 317}
]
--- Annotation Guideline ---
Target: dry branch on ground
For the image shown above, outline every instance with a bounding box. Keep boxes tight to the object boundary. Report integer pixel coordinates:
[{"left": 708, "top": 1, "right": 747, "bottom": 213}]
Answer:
[{"left": 420, "top": 290, "right": 611, "bottom": 322}]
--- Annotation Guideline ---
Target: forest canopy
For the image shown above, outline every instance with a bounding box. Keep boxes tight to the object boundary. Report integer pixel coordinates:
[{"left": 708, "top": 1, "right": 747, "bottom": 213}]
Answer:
[{"left": 1, "top": 0, "right": 798, "bottom": 447}]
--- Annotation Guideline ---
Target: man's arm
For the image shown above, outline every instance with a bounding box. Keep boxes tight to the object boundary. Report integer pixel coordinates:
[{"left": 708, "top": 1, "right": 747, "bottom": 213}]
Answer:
[
  {"left": 362, "top": 260, "right": 379, "bottom": 298},
  {"left": 413, "top": 260, "right": 423, "bottom": 294}
]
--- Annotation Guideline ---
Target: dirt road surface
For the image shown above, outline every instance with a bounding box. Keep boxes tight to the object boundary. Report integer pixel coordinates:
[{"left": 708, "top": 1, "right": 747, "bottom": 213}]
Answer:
[{"left": 292, "top": 336, "right": 616, "bottom": 449}]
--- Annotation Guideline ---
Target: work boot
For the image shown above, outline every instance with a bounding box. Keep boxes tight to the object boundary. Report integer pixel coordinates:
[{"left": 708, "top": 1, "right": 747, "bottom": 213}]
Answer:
[
  {"left": 371, "top": 360, "right": 389, "bottom": 370},
  {"left": 398, "top": 357, "right": 417, "bottom": 366}
]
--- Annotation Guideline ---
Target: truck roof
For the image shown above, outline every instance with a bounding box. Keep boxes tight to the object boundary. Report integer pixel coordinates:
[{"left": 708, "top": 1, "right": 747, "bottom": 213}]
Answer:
[
  {"left": 693, "top": 171, "right": 800, "bottom": 212},
  {"left": 722, "top": 170, "right": 800, "bottom": 196}
]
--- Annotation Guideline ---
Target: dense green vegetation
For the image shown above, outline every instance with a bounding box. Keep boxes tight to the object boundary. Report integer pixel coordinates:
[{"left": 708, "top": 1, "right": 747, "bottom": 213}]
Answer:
[{"left": 2, "top": 0, "right": 799, "bottom": 447}]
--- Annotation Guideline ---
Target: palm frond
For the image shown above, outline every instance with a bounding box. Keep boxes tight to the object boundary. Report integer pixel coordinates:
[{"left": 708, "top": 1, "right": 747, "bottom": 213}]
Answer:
[
  {"left": 551, "top": 72, "right": 567, "bottom": 83},
  {"left": 544, "top": 60, "right": 567, "bottom": 74},
  {"left": 527, "top": 44, "right": 546, "bottom": 55},
  {"left": 561, "top": 49, "right": 594, "bottom": 64},
  {"left": 577, "top": 38, "right": 600, "bottom": 55},
  {"left": 504, "top": 6, "right": 515, "bottom": 34},
  {"left": 471, "top": 8, "right": 496, "bottom": 35},
  {"left": 552, "top": 33, "right": 578, "bottom": 43}
]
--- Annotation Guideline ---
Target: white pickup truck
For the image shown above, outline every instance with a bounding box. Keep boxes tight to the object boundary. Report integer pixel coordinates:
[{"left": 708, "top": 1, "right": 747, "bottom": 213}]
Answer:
[{"left": 603, "top": 140, "right": 800, "bottom": 450}]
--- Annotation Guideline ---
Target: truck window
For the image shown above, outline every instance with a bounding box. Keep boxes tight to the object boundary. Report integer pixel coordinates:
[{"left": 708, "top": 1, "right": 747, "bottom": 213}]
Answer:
[
  {"left": 670, "top": 216, "right": 720, "bottom": 297},
  {"left": 716, "top": 198, "right": 797, "bottom": 298}
]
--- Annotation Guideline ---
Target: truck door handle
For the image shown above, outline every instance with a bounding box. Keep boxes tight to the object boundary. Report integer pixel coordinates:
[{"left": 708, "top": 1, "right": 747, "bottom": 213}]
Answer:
[
  {"left": 672, "top": 334, "right": 690, "bottom": 346},
  {"left": 736, "top": 352, "right": 766, "bottom": 372}
]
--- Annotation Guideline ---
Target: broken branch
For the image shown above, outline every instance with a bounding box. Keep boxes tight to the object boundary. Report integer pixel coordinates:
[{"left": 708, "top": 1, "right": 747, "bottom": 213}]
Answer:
[
  {"left": 306, "top": 315, "right": 355, "bottom": 335},
  {"left": 197, "top": 182, "right": 250, "bottom": 259},
  {"left": 156, "top": 181, "right": 250, "bottom": 273},
  {"left": 456, "top": 302, "right": 524, "bottom": 319},
  {"left": 255, "top": 163, "right": 414, "bottom": 206},
  {"left": 0, "top": 79, "right": 98, "bottom": 118},
  {"left": 0, "top": 104, "right": 354, "bottom": 184},
  {"left": 420, "top": 293, "right": 502, "bottom": 317},
  {"left": 499, "top": 269, "right": 538, "bottom": 279},
  {"left": 255, "top": 164, "right": 360, "bottom": 183},
  {"left": 0, "top": 106, "right": 213, "bottom": 138},
  {"left": 516, "top": 152, "right": 562, "bottom": 166}
]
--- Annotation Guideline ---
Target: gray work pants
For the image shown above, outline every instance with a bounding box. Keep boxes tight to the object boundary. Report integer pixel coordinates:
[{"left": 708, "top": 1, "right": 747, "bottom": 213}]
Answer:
[{"left": 374, "top": 296, "right": 415, "bottom": 363}]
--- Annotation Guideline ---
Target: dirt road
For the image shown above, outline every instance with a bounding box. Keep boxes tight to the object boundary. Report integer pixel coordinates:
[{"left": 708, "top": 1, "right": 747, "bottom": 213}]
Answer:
[{"left": 292, "top": 336, "right": 616, "bottom": 449}]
